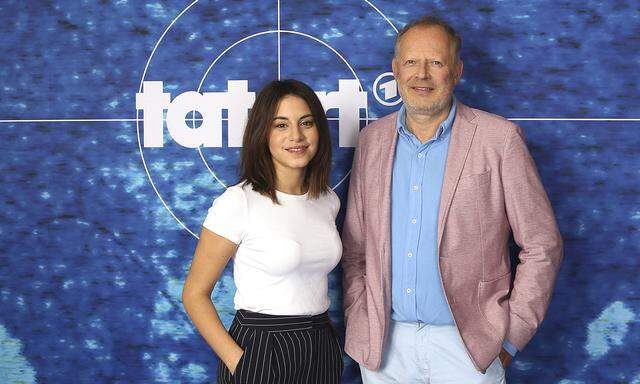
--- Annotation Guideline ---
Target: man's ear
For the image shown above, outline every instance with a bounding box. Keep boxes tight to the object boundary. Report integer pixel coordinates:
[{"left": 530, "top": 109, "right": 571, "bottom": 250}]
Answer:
[
  {"left": 392, "top": 57, "right": 398, "bottom": 78},
  {"left": 454, "top": 59, "right": 464, "bottom": 85}
]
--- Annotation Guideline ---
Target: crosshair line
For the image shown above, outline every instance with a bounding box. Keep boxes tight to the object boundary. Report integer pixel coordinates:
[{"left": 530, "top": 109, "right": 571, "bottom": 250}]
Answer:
[
  {"left": 508, "top": 118, "right": 640, "bottom": 121},
  {"left": 0, "top": 117, "right": 361, "bottom": 123},
  {"left": 277, "top": 0, "right": 281, "bottom": 80},
  {"left": 0, "top": 118, "right": 140, "bottom": 123},
  {"left": 1, "top": 117, "right": 640, "bottom": 124}
]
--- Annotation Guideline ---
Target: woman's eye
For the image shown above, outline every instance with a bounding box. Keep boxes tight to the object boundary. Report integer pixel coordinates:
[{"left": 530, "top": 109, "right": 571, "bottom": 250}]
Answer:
[
  {"left": 274, "top": 123, "right": 287, "bottom": 129},
  {"left": 301, "top": 120, "right": 314, "bottom": 127}
]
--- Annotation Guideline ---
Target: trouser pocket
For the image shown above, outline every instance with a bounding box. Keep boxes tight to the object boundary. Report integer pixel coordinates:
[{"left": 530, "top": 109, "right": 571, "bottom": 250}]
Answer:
[
  {"left": 217, "top": 319, "right": 259, "bottom": 384},
  {"left": 233, "top": 328, "right": 271, "bottom": 384},
  {"left": 221, "top": 310, "right": 341, "bottom": 383}
]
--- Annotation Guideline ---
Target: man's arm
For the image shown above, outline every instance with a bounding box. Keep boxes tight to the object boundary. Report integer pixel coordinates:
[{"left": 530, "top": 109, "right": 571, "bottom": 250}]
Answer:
[
  {"left": 342, "top": 136, "right": 367, "bottom": 315},
  {"left": 501, "top": 124, "right": 564, "bottom": 351}
]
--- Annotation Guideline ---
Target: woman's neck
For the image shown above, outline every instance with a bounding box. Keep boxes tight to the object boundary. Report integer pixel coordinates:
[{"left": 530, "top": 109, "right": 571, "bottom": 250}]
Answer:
[{"left": 275, "top": 168, "right": 307, "bottom": 195}]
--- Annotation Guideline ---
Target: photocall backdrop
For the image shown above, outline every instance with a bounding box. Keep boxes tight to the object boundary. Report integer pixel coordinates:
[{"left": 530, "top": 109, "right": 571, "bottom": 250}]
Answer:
[{"left": 1, "top": 1, "right": 639, "bottom": 383}]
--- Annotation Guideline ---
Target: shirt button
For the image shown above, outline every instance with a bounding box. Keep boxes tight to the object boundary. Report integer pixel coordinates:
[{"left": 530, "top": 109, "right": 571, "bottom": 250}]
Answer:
[
  {"left": 417, "top": 153, "right": 423, "bottom": 158},
  {"left": 407, "top": 252, "right": 413, "bottom": 258},
  {"left": 411, "top": 218, "right": 417, "bottom": 224},
  {"left": 412, "top": 185, "right": 419, "bottom": 191},
  {"left": 406, "top": 288, "right": 412, "bottom": 294}
]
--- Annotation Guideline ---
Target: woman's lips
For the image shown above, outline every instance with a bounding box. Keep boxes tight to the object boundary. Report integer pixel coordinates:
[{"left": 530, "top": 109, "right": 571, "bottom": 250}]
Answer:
[{"left": 285, "top": 145, "right": 309, "bottom": 153}]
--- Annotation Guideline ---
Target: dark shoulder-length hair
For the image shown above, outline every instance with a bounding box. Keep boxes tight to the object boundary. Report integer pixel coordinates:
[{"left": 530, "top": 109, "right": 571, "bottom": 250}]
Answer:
[{"left": 239, "top": 79, "right": 332, "bottom": 204}]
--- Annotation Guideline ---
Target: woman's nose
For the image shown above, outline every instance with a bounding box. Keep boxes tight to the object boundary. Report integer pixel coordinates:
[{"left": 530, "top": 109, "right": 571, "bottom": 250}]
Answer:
[{"left": 289, "top": 126, "right": 303, "bottom": 141}]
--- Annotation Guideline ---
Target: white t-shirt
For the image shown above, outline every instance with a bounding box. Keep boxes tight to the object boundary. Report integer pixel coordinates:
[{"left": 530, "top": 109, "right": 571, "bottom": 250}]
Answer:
[{"left": 203, "top": 182, "right": 342, "bottom": 316}]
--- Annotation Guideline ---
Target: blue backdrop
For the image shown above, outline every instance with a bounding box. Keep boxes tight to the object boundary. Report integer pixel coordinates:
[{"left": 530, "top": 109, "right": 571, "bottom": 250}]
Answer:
[{"left": 1, "top": 1, "right": 639, "bottom": 383}]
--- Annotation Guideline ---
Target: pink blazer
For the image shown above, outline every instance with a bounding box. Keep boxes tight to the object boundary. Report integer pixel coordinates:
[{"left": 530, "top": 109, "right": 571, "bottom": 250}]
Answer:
[{"left": 341, "top": 102, "right": 563, "bottom": 372}]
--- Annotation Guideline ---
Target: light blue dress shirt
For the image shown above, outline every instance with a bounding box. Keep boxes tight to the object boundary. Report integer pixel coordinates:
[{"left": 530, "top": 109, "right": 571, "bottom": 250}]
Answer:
[
  {"left": 390, "top": 100, "right": 456, "bottom": 325},
  {"left": 390, "top": 99, "right": 518, "bottom": 356}
]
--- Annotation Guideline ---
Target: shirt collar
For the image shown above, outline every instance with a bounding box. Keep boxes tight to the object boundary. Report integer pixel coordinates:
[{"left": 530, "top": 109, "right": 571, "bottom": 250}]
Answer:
[{"left": 396, "top": 97, "right": 457, "bottom": 143}]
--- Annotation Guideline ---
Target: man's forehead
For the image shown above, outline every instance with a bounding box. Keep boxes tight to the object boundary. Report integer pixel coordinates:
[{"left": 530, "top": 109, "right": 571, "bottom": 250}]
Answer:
[
  {"left": 401, "top": 26, "right": 450, "bottom": 44},
  {"left": 396, "top": 26, "right": 454, "bottom": 56}
]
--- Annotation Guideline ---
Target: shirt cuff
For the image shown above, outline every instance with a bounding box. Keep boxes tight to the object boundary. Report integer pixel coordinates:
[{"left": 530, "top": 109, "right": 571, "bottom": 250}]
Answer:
[{"left": 502, "top": 340, "right": 518, "bottom": 357}]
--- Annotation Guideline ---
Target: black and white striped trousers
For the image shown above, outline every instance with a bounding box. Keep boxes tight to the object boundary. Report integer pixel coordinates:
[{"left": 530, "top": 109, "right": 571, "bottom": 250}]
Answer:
[{"left": 217, "top": 309, "right": 343, "bottom": 384}]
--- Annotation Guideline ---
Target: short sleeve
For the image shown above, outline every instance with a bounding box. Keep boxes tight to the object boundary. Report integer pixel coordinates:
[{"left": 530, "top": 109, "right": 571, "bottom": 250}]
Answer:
[
  {"left": 202, "top": 185, "right": 247, "bottom": 244},
  {"left": 329, "top": 189, "right": 341, "bottom": 219}
]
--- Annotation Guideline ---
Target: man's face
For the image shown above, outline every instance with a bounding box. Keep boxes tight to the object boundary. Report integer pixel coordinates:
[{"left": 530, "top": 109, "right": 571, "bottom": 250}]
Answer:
[{"left": 392, "top": 25, "right": 463, "bottom": 118}]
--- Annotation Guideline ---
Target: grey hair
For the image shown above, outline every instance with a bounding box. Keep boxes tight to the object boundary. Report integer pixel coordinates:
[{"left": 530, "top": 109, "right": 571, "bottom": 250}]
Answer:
[{"left": 394, "top": 16, "right": 462, "bottom": 62}]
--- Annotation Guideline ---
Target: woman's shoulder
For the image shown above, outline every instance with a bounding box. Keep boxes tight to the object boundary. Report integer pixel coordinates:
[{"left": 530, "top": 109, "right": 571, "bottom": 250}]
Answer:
[
  {"left": 316, "top": 187, "right": 340, "bottom": 217},
  {"left": 226, "top": 181, "right": 250, "bottom": 194},
  {"left": 326, "top": 187, "right": 339, "bottom": 203},
  {"left": 211, "top": 182, "right": 250, "bottom": 208}
]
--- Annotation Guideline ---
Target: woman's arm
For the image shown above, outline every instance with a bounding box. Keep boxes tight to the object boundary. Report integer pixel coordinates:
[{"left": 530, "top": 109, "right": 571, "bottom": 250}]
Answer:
[{"left": 182, "top": 227, "right": 244, "bottom": 373}]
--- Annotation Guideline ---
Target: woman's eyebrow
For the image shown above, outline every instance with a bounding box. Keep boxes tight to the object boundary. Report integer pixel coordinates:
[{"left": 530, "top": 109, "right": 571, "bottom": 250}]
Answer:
[{"left": 298, "top": 114, "right": 313, "bottom": 121}]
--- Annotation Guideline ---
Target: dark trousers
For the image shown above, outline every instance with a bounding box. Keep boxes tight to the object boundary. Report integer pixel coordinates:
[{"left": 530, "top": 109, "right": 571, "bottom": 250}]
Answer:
[{"left": 217, "top": 309, "right": 344, "bottom": 384}]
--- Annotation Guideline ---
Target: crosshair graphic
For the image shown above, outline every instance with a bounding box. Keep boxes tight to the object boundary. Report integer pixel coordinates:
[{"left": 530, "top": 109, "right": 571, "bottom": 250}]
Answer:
[
  {"left": 1, "top": 1, "right": 636, "bottom": 238},
  {"left": 135, "top": 0, "right": 398, "bottom": 239},
  {"left": 194, "top": 29, "right": 369, "bottom": 191}
]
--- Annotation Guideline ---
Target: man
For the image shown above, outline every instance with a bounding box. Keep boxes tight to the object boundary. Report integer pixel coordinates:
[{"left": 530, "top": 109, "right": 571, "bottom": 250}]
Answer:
[{"left": 341, "top": 16, "right": 563, "bottom": 383}]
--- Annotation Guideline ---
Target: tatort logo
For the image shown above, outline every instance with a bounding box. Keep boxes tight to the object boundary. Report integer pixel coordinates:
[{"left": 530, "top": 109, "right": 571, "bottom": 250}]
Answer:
[
  {"left": 136, "top": 79, "right": 369, "bottom": 149},
  {"left": 133, "top": 0, "right": 400, "bottom": 237}
]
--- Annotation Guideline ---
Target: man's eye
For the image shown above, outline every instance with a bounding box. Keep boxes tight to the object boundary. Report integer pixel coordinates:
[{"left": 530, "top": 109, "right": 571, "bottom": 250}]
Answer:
[
  {"left": 405, "top": 60, "right": 416, "bottom": 65},
  {"left": 432, "top": 60, "right": 443, "bottom": 67}
]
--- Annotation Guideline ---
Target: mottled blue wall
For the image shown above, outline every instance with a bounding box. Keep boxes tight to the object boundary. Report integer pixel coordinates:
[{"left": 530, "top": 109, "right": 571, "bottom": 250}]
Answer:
[{"left": 1, "top": 1, "right": 638, "bottom": 383}]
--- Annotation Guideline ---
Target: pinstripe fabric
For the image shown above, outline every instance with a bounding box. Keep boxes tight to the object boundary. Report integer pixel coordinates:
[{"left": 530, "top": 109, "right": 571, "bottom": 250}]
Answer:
[{"left": 217, "top": 310, "right": 343, "bottom": 384}]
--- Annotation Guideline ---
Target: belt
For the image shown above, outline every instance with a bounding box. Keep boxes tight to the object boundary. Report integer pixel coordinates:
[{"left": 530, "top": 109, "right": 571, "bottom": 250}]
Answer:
[{"left": 236, "top": 309, "right": 331, "bottom": 332}]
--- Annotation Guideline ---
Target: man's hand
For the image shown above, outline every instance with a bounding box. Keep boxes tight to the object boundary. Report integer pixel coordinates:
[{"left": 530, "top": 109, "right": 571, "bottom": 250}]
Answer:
[{"left": 499, "top": 347, "right": 512, "bottom": 368}]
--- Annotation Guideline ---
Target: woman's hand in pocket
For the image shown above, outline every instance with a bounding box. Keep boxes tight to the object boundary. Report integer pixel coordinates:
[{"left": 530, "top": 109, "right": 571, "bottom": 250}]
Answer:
[{"left": 229, "top": 349, "right": 245, "bottom": 375}]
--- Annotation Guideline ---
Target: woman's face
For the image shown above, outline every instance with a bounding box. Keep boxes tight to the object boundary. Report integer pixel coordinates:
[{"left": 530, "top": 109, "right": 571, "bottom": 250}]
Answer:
[{"left": 268, "top": 94, "right": 319, "bottom": 176}]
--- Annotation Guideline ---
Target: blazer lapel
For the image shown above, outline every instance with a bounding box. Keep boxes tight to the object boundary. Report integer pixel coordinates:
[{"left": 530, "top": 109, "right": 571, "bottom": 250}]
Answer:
[
  {"left": 437, "top": 103, "right": 478, "bottom": 249},
  {"left": 379, "top": 112, "right": 399, "bottom": 284}
]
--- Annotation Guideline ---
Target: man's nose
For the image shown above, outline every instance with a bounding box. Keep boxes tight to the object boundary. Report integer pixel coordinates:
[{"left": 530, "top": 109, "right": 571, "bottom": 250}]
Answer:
[{"left": 416, "top": 62, "right": 431, "bottom": 79}]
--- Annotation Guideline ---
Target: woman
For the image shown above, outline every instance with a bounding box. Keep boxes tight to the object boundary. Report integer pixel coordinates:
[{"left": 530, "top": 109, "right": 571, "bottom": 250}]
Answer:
[{"left": 182, "top": 79, "right": 343, "bottom": 384}]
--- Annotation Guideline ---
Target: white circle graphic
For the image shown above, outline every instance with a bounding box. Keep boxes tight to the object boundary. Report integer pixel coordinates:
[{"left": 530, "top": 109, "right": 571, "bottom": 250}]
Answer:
[
  {"left": 195, "top": 29, "right": 368, "bottom": 191},
  {"left": 136, "top": 0, "right": 398, "bottom": 238}
]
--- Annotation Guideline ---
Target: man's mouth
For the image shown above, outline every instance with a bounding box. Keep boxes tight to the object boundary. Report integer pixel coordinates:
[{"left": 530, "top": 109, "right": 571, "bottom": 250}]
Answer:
[{"left": 411, "top": 86, "right": 435, "bottom": 93}]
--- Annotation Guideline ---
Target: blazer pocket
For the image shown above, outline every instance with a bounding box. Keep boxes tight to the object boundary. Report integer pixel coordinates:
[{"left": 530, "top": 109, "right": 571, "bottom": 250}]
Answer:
[
  {"left": 477, "top": 271, "right": 511, "bottom": 338},
  {"left": 457, "top": 169, "right": 491, "bottom": 191}
]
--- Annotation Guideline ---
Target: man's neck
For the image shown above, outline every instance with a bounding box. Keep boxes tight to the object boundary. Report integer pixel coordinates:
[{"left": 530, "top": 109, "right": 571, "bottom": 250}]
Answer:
[{"left": 405, "top": 102, "right": 452, "bottom": 143}]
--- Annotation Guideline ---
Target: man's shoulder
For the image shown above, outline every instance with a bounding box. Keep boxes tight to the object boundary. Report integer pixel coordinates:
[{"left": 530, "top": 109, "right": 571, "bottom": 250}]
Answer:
[
  {"left": 463, "top": 104, "right": 518, "bottom": 132},
  {"left": 458, "top": 103, "right": 523, "bottom": 148},
  {"left": 358, "top": 111, "right": 398, "bottom": 144}
]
